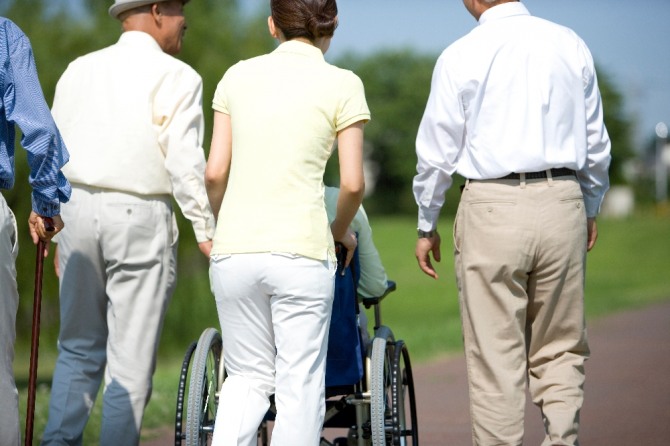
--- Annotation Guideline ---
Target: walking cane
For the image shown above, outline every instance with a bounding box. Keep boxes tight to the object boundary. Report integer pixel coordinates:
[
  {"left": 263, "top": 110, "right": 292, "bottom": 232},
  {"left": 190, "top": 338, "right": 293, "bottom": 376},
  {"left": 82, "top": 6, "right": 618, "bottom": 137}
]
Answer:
[{"left": 24, "top": 217, "right": 54, "bottom": 446}]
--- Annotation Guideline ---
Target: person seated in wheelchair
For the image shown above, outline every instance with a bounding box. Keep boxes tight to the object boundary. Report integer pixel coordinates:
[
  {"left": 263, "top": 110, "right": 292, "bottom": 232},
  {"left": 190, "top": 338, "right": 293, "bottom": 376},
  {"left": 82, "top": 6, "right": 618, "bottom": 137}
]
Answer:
[
  {"left": 325, "top": 186, "right": 389, "bottom": 301},
  {"left": 324, "top": 190, "right": 419, "bottom": 446},
  {"left": 324, "top": 186, "right": 389, "bottom": 358}
]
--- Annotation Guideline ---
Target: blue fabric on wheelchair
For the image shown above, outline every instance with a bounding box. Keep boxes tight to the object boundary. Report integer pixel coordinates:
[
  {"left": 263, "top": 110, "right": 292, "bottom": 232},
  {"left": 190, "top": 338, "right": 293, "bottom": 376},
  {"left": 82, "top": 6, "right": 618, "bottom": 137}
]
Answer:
[{"left": 325, "top": 247, "right": 364, "bottom": 387}]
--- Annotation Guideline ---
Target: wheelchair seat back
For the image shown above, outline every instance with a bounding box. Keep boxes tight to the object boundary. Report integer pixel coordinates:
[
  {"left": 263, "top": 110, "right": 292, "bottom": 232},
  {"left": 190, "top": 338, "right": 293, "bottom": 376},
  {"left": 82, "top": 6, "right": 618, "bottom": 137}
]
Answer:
[{"left": 325, "top": 244, "right": 364, "bottom": 387}]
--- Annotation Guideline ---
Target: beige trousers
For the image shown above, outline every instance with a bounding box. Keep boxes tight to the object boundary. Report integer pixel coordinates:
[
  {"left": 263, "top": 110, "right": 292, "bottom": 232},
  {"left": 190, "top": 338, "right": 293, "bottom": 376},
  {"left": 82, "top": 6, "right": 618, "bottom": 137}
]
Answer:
[
  {"left": 454, "top": 175, "right": 589, "bottom": 446},
  {"left": 42, "top": 186, "right": 178, "bottom": 446}
]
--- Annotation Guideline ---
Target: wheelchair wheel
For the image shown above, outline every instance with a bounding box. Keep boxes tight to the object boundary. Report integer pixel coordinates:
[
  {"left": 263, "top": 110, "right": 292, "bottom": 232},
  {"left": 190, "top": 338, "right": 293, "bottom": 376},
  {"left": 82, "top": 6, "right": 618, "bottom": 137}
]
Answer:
[
  {"left": 175, "top": 341, "right": 198, "bottom": 445},
  {"left": 391, "top": 341, "right": 419, "bottom": 446},
  {"left": 369, "top": 326, "right": 394, "bottom": 446},
  {"left": 185, "top": 328, "right": 223, "bottom": 446}
]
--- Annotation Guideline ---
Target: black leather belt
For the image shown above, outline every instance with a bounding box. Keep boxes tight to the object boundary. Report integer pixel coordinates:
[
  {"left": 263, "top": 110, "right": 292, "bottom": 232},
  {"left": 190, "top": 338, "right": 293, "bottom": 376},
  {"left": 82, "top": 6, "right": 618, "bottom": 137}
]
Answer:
[{"left": 496, "top": 167, "right": 575, "bottom": 180}]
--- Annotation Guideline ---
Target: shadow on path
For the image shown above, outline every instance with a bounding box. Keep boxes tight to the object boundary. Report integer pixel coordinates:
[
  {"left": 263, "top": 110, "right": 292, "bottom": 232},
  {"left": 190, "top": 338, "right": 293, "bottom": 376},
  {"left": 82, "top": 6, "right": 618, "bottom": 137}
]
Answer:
[{"left": 414, "top": 300, "right": 670, "bottom": 445}]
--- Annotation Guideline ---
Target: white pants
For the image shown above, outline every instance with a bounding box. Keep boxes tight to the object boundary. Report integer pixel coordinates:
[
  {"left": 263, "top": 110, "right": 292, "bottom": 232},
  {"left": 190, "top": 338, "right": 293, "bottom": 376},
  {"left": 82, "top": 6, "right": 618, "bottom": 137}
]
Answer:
[
  {"left": 42, "top": 186, "right": 178, "bottom": 446},
  {"left": 210, "top": 253, "right": 335, "bottom": 446},
  {"left": 0, "top": 194, "right": 20, "bottom": 446}
]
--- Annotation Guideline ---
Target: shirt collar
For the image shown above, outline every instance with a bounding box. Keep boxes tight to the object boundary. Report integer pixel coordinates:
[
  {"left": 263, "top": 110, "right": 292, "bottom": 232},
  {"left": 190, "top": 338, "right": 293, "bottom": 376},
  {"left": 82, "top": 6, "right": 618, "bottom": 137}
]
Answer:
[
  {"left": 118, "top": 30, "right": 163, "bottom": 52},
  {"left": 273, "top": 40, "right": 325, "bottom": 62},
  {"left": 479, "top": 2, "right": 530, "bottom": 26}
]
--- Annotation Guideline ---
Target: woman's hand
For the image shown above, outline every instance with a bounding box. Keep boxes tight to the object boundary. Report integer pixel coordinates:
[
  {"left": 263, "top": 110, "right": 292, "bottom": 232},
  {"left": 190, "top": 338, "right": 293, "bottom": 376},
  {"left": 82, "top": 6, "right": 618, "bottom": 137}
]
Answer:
[{"left": 335, "top": 227, "right": 358, "bottom": 269}]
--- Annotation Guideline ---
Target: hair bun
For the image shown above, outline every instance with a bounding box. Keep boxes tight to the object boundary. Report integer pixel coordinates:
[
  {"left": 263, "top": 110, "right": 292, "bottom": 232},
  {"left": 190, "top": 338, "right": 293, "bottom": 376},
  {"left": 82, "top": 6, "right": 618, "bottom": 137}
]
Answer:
[
  {"left": 307, "top": 13, "right": 337, "bottom": 39},
  {"left": 271, "top": 0, "right": 339, "bottom": 41}
]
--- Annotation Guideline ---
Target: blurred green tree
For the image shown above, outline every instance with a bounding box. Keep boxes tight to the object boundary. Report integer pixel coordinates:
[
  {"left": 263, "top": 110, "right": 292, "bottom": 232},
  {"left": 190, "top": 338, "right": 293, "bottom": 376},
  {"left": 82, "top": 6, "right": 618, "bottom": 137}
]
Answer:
[
  {"left": 327, "top": 50, "right": 438, "bottom": 215},
  {"left": 597, "top": 69, "right": 635, "bottom": 186}
]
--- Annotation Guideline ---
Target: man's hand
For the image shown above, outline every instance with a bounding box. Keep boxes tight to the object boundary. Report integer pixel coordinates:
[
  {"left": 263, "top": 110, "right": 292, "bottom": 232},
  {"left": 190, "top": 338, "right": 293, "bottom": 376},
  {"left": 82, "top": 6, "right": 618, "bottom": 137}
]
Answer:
[
  {"left": 415, "top": 231, "right": 441, "bottom": 279},
  {"left": 198, "top": 240, "right": 213, "bottom": 258},
  {"left": 28, "top": 211, "right": 64, "bottom": 257},
  {"left": 53, "top": 244, "right": 61, "bottom": 277},
  {"left": 587, "top": 217, "right": 598, "bottom": 252}
]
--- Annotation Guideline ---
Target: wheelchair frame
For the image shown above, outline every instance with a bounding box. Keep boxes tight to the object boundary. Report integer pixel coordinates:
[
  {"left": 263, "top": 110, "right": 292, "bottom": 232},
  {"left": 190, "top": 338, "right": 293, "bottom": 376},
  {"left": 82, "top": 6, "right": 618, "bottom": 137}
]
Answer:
[{"left": 173, "top": 281, "right": 419, "bottom": 446}]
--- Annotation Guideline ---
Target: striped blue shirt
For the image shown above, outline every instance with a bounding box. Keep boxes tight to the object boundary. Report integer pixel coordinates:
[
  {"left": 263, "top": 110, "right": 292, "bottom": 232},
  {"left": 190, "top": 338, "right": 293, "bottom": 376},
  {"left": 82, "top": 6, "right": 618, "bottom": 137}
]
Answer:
[{"left": 0, "top": 17, "right": 70, "bottom": 216}]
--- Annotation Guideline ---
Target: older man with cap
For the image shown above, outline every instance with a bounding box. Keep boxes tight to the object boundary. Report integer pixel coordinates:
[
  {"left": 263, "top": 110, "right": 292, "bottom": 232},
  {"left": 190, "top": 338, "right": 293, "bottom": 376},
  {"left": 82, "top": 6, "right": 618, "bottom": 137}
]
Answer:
[{"left": 41, "top": 1, "right": 214, "bottom": 445}]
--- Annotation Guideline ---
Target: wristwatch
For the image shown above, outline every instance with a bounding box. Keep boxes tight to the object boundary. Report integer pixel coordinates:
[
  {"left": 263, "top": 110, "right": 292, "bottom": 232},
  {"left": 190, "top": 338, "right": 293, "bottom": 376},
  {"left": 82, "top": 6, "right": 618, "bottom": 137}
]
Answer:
[{"left": 417, "top": 229, "right": 435, "bottom": 239}]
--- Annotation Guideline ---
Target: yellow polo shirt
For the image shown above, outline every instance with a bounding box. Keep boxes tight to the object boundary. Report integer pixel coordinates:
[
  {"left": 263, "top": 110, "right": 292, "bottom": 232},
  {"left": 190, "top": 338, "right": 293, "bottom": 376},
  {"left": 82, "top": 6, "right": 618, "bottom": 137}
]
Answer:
[{"left": 211, "top": 40, "right": 370, "bottom": 261}]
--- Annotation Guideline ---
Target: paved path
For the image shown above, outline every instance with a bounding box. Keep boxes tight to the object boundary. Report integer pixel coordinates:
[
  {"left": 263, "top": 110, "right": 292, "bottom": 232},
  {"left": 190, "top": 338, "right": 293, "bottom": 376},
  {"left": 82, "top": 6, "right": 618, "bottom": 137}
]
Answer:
[
  {"left": 414, "top": 300, "right": 670, "bottom": 445},
  {"left": 144, "top": 300, "right": 670, "bottom": 445}
]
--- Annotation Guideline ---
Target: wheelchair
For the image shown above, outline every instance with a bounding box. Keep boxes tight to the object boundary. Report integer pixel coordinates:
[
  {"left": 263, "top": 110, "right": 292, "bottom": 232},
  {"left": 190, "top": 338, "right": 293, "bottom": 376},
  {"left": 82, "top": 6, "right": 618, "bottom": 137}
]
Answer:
[{"left": 173, "top": 248, "right": 419, "bottom": 446}]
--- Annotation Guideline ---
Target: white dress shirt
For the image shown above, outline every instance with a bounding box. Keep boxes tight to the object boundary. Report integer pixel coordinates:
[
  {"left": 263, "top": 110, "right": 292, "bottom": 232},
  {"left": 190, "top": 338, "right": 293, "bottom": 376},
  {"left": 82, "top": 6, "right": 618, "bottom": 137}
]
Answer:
[
  {"left": 52, "top": 31, "right": 214, "bottom": 242},
  {"left": 414, "top": 2, "right": 611, "bottom": 230}
]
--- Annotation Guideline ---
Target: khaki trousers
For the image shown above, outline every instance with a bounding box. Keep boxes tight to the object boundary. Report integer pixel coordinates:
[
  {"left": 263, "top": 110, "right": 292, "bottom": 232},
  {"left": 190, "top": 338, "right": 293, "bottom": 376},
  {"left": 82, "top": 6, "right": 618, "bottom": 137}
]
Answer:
[
  {"left": 42, "top": 186, "right": 178, "bottom": 446},
  {"left": 0, "top": 194, "right": 20, "bottom": 446},
  {"left": 454, "top": 176, "right": 589, "bottom": 446}
]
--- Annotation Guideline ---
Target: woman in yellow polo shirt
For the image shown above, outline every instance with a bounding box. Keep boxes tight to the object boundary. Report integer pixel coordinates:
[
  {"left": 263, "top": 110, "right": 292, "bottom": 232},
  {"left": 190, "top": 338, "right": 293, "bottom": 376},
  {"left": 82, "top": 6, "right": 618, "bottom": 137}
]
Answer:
[{"left": 204, "top": 0, "right": 369, "bottom": 444}]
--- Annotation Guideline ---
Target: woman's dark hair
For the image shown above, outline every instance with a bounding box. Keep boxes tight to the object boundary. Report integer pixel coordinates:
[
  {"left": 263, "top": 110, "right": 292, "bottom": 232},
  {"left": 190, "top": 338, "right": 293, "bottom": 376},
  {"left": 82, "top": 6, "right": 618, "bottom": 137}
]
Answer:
[{"left": 271, "top": 0, "right": 338, "bottom": 41}]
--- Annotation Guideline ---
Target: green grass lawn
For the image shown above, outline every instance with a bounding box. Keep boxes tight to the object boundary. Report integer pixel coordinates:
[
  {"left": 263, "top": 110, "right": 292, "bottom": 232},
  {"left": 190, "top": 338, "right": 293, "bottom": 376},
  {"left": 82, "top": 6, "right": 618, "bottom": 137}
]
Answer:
[{"left": 15, "top": 212, "right": 670, "bottom": 443}]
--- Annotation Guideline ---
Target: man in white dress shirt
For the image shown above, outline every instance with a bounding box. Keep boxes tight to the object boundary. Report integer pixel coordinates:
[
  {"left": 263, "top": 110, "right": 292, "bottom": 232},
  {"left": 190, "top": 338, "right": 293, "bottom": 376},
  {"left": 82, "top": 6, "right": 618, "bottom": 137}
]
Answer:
[
  {"left": 42, "top": 1, "right": 214, "bottom": 445},
  {"left": 413, "top": 0, "right": 611, "bottom": 444}
]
